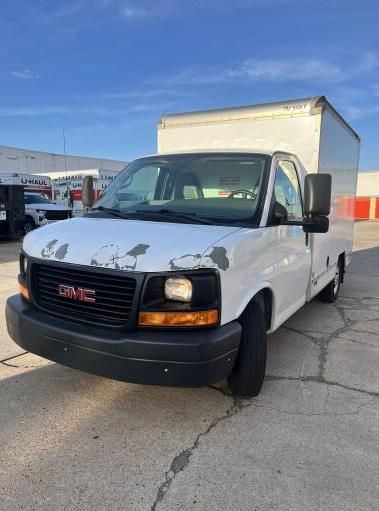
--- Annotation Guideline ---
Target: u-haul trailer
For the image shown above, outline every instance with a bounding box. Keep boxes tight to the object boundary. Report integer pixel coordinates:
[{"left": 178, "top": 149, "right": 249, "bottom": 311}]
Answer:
[
  {"left": 7, "top": 96, "right": 359, "bottom": 397},
  {"left": 0, "top": 173, "right": 52, "bottom": 198},
  {"left": 47, "top": 169, "right": 120, "bottom": 216}
]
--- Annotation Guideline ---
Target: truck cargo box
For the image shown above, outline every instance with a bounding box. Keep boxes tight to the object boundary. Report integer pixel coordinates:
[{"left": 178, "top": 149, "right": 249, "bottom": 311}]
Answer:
[{"left": 158, "top": 96, "right": 360, "bottom": 297}]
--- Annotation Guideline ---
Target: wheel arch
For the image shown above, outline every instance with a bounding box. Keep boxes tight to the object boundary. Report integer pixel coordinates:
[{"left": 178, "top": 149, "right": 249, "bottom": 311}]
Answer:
[
  {"left": 238, "top": 284, "right": 275, "bottom": 333},
  {"left": 24, "top": 215, "right": 35, "bottom": 225}
]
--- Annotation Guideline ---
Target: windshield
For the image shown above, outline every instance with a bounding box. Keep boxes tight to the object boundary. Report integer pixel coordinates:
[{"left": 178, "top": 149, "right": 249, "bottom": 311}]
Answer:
[
  {"left": 24, "top": 194, "right": 51, "bottom": 204},
  {"left": 91, "top": 153, "right": 269, "bottom": 226}
]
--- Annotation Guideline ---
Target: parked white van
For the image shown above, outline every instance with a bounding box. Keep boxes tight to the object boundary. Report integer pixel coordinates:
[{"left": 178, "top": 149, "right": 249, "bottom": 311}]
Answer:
[{"left": 6, "top": 97, "right": 359, "bottom": 396}]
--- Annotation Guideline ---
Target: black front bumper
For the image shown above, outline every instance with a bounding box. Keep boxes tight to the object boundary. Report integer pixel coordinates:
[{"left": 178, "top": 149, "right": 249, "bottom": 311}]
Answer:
[{"left": 6, "top": 295, "right": 241, "bottom": 387}]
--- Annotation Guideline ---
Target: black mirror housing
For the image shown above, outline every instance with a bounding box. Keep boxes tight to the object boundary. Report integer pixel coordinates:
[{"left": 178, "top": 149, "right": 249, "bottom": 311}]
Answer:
[
  {"left": 82, "top": 176, "right": 95, "bottom": 207},
  {"left": 302, "top": 215, "right": 329, "bottom": 233},
  {"left": 304, "top": 174, "right": 331, "bottom": 216},
  {"left": 273, "top": 201, "right": 288, "bottom": 224}
]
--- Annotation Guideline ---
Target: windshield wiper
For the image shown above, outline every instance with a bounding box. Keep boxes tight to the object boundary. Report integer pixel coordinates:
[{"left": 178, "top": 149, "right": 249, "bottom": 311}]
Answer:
[
  {"left": 91, "top": 206, "right": 214, "bottom": 225},
  {"left": 90, "top": 206, "right": 134, "bottom": 219},
  {"left": 135, "top": 208, "right": 215, "bottom": 225}
]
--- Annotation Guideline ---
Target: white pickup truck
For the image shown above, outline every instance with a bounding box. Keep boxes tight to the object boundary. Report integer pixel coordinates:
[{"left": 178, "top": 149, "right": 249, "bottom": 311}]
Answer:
[
  {"left": 6, "top": 96, "right": 359, "bottom": 396},
  {"left": 24, "top": 192, "right": 73, "bottom": 233}
]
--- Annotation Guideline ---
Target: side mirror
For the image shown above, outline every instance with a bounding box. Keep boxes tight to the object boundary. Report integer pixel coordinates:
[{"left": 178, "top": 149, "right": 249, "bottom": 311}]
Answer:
[
  {"left": 273, "top": 201, "right": 288, "bottom": 224},
  {"left": 82, "top": 176, "right": 95, "bottom": 207},
  {"left": 302, "top": 215, "right": 329, "bottom": 233},
  {"left": 304, "top": 174, "right": 331, "bottom": 216}
]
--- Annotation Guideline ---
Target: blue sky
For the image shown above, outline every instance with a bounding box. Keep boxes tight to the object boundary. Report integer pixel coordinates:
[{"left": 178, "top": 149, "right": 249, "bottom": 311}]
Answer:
[{"left": 0, "top": 0, "right": 378, "bottom": 169}]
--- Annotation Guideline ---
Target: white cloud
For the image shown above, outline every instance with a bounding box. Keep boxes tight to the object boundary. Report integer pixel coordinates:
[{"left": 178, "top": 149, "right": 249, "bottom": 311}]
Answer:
[
  {"left": 157, "top": 58, "right": 346, "bottom": 85},
  {"left": 101, "top": 1, "right": 149, "bottom": 19},
  {"left": 0, "top": 102, "right": 174, "bottom": 117},
  {"left": 155, "top": 54, "right": 379, "bottom": 86},
  {"left": 84, "top": 88, "right": 194, "bottom": 99},
  {"left": 241, "top": 58, "right": 345, "bottom": 82},
  {"left": 10, "top": 69, "right": 39, "bottom": 80},
  {"left": 0, "top": 107, "right": 66, "bottom": 116},
  {"left": 340, "top": 104, "right": 379, "bottom": 121},
  {"left": 122, "top": 6, "right": 147, "bottom": 18},
  {"left": 36, "top": 0, "right": 85, "bottom": 23},
  {"left": 357, "top": 52, "right": 379, "bottom": 73}
]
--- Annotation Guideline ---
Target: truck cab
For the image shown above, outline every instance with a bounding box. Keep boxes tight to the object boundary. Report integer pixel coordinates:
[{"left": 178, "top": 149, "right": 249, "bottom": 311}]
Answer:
[{"left": 6, "top": 97, "right": 359, "bottom": 397}]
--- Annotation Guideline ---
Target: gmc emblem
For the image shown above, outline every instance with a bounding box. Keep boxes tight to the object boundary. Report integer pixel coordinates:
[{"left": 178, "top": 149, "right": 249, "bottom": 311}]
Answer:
[{"left": 58, "top": 284, "right": 96, "bottom": 303}]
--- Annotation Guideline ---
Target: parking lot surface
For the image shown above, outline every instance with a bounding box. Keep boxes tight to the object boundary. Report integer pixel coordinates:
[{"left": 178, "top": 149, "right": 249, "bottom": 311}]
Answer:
[{"left": 1, "top": 222, "right": 378, "bottom": 510}]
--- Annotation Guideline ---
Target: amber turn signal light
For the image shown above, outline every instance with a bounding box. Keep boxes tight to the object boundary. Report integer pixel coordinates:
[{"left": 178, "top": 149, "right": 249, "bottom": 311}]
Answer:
[
  {"left": 19, "top": 282, "right": 30, "bottom": 301},
  {"left": 139, "top": 309, "right": 218, "bottom": 327}
]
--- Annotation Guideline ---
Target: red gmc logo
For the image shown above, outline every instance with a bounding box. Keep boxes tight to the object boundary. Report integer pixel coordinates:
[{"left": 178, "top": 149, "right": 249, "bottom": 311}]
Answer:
[{"left": 58, "top": 284, "right": 96, "bottom": 303}]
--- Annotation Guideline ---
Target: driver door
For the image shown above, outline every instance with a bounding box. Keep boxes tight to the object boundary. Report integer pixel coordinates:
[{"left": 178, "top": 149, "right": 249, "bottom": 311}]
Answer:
[{"left": 271, "top": 159, "right": 311, "bottom": 320}]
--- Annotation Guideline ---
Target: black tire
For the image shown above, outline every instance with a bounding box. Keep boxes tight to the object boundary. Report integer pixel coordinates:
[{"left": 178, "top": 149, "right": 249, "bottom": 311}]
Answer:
[
  {"left": 24, "top": 217, "right": 35, "bottom": 234},
  {"left": 228, "top": 300, "right": 267, "bottom": 397},
  {"left": 319, "top": 260, "right": 341, "bottom": 303}
]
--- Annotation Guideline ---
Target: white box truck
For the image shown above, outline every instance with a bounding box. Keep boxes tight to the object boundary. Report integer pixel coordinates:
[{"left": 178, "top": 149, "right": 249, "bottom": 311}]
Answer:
[{"left": 6, "top": 96, "right": 359, "bottom": 397}]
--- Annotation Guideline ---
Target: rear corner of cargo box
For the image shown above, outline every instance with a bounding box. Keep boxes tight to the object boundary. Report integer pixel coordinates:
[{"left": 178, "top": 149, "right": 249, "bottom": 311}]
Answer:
[{"left": 310, "top": 107, "right": 359, "bottom": 289}]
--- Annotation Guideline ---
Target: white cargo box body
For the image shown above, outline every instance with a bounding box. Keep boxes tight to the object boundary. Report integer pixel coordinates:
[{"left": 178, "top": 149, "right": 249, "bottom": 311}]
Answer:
[{"left": 158, "top": 96, "right": 360, "bottom": 295}]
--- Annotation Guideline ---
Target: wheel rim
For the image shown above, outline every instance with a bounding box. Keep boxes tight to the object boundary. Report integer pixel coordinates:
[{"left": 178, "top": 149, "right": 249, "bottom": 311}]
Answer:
[{"left": 333, "top": 265, "right": 340, "bottom": 295}]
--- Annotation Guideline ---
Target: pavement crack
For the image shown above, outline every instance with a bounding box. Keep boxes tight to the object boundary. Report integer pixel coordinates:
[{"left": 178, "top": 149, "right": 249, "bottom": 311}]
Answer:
[
  {"left": 337, "top": 336, "right": 378, "bottom": 350},
  {"left": 151, "top": 394, "right": 245, "bottom": 511},
  {"left": 249, "top": 399, "right": 374, "bottom": 417},
  {"left": 0, "top": 351, "right": 27, "bottom": 366},
  {"left": 282, "top": 326, "right": 321, "bottom": 344},
  {"left": 266, "top": 375, "right": 379, "bottom": 398}
]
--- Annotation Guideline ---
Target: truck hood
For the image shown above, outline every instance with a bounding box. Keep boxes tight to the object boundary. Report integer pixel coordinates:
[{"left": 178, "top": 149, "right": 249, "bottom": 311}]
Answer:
[{"left": 23, "top": 217, "right": 241, "bottom": 272}]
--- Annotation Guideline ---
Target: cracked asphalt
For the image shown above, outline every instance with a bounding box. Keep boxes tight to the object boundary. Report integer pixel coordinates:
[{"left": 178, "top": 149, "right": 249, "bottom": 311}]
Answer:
[{"left": 1, "top": 221, "right": 378, "bottom": 510}]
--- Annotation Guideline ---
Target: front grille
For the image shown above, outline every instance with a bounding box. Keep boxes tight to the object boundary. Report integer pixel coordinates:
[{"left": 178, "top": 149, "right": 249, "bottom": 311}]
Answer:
[
  {"left": 32, "top": 263, "right": 137, "bottom": 327},
  {"left": 45, "top": 210, "right": 72, "bottom": 220}
]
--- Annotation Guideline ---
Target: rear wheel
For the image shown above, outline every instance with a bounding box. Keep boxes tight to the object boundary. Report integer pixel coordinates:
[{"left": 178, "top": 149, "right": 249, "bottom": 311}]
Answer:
[
  {"left": 228, "top": 300, "right": 267, "bottom": 397},
  {"left": 319, "top": 260, "right": 341, "bottom": 303}
]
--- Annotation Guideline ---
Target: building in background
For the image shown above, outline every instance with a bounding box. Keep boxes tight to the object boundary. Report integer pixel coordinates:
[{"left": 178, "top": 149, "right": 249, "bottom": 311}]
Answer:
[
  {"left": 0, "top": 144, "right": 127, "bottom": 216},
  {"left": 356, "top": 171, "right": 379, "bottom": 220},
  {"left": 0, "top": 144, "right": 126, "bottom": 175}
]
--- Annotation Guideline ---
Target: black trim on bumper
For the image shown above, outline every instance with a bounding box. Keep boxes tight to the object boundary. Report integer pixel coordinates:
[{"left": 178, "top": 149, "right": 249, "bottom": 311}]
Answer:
[{"left": 6, "top": 295, "right": 241, "bottom": 387}]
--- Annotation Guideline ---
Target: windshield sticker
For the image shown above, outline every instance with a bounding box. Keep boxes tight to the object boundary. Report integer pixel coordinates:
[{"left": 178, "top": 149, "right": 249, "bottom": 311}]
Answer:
[
  {"left": 219, "top": 177, "right": 240, "bottom": 189},
  {"left": 219, "top": 176, "right": 240, "bottom": 197}
]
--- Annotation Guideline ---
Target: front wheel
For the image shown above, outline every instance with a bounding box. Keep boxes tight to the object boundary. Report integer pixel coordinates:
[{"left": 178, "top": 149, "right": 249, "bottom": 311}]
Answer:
[
  {"left": 24, "top": 218, "right": 36, "bottom": 234},
  {"left": 228, "top": 300, "right": 267, "bottom": 397},
  {"left": 319, "top": 260, "right": 341, "bottom": 303}
]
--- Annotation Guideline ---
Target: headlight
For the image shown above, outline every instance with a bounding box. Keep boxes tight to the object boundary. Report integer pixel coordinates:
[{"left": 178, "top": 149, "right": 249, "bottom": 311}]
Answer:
[
  {"left": 164, "top": 277, "right": 192, "bottom": 302},
  {"left": 36, "top": 209, "right": 46, "bottom": 217}
]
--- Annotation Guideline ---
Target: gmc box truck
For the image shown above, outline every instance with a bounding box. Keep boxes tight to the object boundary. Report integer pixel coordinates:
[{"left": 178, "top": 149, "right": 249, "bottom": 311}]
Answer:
[{"left": 6, "top": 96, "right": 359, "bottom": 396}]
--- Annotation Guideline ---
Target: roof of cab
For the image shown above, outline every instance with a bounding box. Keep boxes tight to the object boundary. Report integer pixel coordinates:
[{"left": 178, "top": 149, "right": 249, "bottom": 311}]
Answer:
[{"left": 139, "top": 149, "right": 295, "bottom": 158}]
